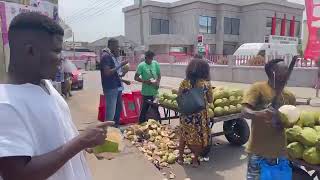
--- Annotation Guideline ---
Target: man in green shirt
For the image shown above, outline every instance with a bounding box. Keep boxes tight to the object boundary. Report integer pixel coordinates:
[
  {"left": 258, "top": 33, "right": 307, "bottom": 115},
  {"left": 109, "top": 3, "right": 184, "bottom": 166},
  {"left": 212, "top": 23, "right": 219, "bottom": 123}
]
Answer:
[{"left": 135, "top": 51, "right": 161, "bottom": 123}]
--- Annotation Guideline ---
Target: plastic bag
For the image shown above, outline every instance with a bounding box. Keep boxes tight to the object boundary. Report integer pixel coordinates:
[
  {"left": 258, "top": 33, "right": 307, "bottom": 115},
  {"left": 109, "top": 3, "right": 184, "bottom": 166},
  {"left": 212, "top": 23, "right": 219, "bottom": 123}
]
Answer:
[{"left": 260, "top": 158, "right": 292, "bottom": 180}]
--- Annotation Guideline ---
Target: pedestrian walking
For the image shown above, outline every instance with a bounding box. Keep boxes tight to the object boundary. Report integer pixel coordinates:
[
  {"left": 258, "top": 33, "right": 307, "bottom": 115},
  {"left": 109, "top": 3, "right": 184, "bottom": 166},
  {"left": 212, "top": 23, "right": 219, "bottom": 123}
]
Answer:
[
  {"left": 176, "top": 59, "right": 213, "bottom": 168},
  {"left": 0, "top": 12, "right": 114, "bottom": 180},
  {"left": 85, "top": 58, "right": 89, "bottom": 71},
  {"left": 242, "top": 59, "right": 296, "bottom": 179},
  {"left": 134, "top": 50, "right": 161, "bottom": 124},
  {"left": 100, "top": 38, "right": 129, "bottom": 127}
]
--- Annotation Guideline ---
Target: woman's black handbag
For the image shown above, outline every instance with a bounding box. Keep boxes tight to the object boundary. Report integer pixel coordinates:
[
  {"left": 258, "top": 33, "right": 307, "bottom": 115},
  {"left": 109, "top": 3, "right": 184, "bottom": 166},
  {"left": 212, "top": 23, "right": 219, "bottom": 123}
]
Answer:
[{"left": 177, "top": 87, "right": 206, "bottom": 115}]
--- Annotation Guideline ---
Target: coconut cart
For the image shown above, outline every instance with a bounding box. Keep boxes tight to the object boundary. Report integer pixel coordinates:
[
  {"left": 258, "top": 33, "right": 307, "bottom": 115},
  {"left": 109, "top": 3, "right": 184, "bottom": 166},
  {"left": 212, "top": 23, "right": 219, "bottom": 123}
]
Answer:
[
  {"left": 290, "top": 159, "right": 320, "bottom": 179},
  {"left": 146, "top": 100, "right": 250, "bottom": 147}
]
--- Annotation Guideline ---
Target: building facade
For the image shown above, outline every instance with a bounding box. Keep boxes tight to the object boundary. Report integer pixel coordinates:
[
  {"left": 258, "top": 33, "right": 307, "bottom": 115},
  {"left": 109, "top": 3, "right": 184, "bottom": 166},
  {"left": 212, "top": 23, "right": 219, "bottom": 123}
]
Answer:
[
  {"left": 0, "top": 0, "right": 58, "bottom": 81},
  {"left": 123, "top": 0, "right": 304, "bottom": 55}
]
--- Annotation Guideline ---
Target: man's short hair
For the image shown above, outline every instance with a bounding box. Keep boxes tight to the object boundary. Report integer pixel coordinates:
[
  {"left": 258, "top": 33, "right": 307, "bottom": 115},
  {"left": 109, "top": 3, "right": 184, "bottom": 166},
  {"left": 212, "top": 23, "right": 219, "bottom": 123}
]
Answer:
[
  {"left": 107, "top": 38, "right": 118, "bottom": 47},
  {"left": 145, "top": 50, "right": 155, "bottom": 58},
  {"left": 8, "top": 12, "right": 64, "bottom": 40}
]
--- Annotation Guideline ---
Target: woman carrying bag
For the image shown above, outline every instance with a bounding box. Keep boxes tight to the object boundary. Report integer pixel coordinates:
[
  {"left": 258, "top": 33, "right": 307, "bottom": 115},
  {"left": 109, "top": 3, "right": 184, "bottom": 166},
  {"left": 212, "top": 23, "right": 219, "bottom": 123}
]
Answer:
[{"left": 176, "top": 59, "right": 213, "bottom": 167}]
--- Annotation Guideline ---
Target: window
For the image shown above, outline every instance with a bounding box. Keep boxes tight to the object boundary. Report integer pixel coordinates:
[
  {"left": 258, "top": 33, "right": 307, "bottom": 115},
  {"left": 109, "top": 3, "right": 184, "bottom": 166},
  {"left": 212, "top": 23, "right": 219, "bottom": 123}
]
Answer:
[
  {"left": 231, "top": 18, "right": 240, "bottom": 35},
  {"left": 223, "top": 44, "right": 236, "bottom": 55},
  {"left": 266, "top": 17, "right": 273, "bottom": 35},
  {"left": 224, "top": 18, "right": 232, "bottom": 34},
  {"left": 151, "top": 18, "right": 169, "bottom": 35},
  {"left": 208, "top": 44, "right": 216, "bottom": 54},
  {"left": 224, "top": 17, "right": 240, "bottom": 35},
  {"left": 266, "top": 17, "right": 272, "bottom": 27},
  {"left": 199, "top": 16, "right": 216, "bottom": 34}
]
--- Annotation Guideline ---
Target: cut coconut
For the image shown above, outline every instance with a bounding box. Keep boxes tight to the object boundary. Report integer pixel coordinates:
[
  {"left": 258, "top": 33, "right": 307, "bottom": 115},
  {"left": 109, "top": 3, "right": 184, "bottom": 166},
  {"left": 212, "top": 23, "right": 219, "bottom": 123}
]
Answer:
[{"left": 279, "top": 105, "right": 300, "bottom": 128}]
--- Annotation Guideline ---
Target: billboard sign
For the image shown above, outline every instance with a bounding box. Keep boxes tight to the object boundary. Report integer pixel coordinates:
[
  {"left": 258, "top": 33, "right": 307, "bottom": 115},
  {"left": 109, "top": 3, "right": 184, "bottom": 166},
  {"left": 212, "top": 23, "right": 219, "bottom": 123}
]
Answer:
[
  {"left": 304, "top": 0, "right": 320, "bottom": 61},
  {"left": 0, "top": 1, "right": 58, "bottom": 72}
]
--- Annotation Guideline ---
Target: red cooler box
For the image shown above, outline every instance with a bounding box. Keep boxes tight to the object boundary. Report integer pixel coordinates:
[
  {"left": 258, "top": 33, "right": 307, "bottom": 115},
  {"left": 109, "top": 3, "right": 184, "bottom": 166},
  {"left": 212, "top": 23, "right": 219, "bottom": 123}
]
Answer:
[
  {"left": 98, "top": 94, "right": 105, "bottom": 122},
  {"left": 132, "top": 90, "right": 143, "bottom": 114},
  {"left": 97, "top": 93, "right": 139, "bottom": 125},
  {"left": 120, "top": 93, "right": 139, "bottom": 124}
]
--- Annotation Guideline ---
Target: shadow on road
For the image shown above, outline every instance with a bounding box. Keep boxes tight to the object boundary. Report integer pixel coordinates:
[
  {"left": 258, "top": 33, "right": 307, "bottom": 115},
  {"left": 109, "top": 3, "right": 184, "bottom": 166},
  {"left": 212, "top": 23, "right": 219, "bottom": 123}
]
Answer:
[{"left": 170, "top": 138, "right": 247, "bottom": 180}]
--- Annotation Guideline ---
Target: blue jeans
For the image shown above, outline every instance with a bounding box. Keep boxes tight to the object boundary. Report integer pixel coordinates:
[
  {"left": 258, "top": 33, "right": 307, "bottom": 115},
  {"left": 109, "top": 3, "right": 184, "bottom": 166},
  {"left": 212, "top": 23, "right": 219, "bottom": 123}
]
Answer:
[
  {"left": 247, "top": 154, "right": 289, "bottom": 180},
  {"left": 104, "top": 89, "right": 122, "bottom": 127}
]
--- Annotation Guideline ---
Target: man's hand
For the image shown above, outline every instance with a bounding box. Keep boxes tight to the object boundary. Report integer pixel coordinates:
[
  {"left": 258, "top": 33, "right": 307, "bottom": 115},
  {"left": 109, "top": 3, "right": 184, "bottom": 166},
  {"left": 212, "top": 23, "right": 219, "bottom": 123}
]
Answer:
[
  {"left": 122, "top": 68, "right": 129, "bottom": 75},
  {"left": 79, "top": 121, "right": 114, "bottom": 149},
  {"left": 122, "top": 79, "right": 131, "bottom": 85},
  {"left": 120, "top": 60, "right": 129, "bottom": 67},
  {"left": 150, "top": 81, "right": 160, "bottom": 88},
  {"left": 143, "top": 79, "right": 152, "bottom": 85},
  {"left": 255, "top": 108, "right": 276, "bottom": 124}
]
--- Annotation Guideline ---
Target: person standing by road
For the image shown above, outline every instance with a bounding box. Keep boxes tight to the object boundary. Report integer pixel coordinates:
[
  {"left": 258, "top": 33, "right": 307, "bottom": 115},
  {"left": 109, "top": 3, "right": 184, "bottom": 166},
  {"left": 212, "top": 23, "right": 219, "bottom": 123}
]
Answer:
[
  {"left": 242, "top": 59, "right": 296, "bottom": 179},
  {"left": 134, "top": 50, "right": 161, "bottom": 124},
  {"left": 100, "top": 38, "right": 129, "bottom": 127},
  {"left": 176, "top": 59, "right": 213, "bottom": 168},
  {"left": 0, "top": 12, "right": 114, "bottom": 180}
]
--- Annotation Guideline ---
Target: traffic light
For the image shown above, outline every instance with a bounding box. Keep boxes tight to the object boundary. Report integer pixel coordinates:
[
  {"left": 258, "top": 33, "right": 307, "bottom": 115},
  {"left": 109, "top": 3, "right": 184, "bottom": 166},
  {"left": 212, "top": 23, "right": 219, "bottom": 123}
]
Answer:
[{"left": 197, "top": 35, "right": 204, "bottom": 46}]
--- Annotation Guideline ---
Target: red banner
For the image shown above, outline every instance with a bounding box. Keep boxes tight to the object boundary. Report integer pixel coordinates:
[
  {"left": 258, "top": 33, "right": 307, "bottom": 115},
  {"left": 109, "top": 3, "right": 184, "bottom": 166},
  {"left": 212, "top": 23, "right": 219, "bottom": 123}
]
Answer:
[{"left": 304, "top": 0, "right": 320, "bottom": 61}]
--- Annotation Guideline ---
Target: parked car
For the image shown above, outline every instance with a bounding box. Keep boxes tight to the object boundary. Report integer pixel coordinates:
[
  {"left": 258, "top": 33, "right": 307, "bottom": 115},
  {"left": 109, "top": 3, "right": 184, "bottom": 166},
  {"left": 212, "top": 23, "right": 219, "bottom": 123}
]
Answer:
[{"left": 63, "top": 60, "right": 84, "bottom": 90}]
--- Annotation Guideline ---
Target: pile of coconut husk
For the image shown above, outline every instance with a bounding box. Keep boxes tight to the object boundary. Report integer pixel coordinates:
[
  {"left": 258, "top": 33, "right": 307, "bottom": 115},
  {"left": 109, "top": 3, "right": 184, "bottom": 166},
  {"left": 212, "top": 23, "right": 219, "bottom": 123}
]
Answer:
[{"left": 124, "top": 119, "right": 194, "bottom": 168}]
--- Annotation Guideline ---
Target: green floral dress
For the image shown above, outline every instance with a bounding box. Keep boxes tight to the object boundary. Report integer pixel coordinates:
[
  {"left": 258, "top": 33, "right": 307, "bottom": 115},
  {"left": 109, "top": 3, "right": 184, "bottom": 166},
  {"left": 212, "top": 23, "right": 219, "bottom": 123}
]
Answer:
[{"left": 179, "top": 79, "right": 213, "bottom": 147}]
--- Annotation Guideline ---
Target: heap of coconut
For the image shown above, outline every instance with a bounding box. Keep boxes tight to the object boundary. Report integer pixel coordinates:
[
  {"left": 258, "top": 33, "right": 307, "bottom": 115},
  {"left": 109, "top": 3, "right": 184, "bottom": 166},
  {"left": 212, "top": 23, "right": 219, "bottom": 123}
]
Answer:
[{"left": 124, "top": 119, "right": 194, "bottom": 167}]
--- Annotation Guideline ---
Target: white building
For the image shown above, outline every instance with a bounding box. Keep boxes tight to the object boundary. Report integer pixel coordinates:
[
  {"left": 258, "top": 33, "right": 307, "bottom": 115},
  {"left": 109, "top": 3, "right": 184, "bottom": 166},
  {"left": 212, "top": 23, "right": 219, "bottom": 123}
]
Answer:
[{"left": 123, "top": 0, "right": 304, "bottom": 55}]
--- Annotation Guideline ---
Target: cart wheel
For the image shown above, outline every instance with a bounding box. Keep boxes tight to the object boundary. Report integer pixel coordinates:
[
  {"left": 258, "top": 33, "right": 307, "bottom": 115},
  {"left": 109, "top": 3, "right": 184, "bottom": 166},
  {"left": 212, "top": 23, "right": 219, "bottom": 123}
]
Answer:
[
  {"left": 223, "top": 118, "right": 250, "bottom": 146},
  {"left": 292, "top": 166, "right": 313, "bottom": 180}
]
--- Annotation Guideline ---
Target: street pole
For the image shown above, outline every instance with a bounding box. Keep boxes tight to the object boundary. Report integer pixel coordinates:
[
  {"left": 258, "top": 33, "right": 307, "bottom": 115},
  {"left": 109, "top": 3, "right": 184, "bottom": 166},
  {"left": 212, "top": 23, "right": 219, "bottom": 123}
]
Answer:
[
  {"left": 139, "top": 0, "right": 144, "bottom": 46},
  {"left": 73, "top": 32, "right": 76, "bottom": 61}
]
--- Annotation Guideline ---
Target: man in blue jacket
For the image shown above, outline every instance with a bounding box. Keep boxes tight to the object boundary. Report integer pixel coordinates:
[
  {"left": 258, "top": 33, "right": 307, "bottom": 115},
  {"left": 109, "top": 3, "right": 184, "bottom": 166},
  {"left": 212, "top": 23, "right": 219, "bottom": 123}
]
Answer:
[{"left": 100, "top": 38, "right": 129, "bottom": 127}]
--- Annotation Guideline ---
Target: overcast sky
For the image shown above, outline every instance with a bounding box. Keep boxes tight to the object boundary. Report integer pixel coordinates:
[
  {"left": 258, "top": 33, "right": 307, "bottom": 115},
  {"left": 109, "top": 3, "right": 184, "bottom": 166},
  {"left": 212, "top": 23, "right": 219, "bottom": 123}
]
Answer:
[{"left": 59, "top": 0, "right": 305, "bottom": 42}]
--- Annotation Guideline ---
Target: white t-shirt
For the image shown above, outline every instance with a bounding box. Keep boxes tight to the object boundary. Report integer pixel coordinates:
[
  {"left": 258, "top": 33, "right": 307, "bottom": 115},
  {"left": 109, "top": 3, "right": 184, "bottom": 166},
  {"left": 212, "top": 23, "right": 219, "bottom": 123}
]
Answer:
[{"left": 0, "top": 80, "right": 91, "bottom": 180}]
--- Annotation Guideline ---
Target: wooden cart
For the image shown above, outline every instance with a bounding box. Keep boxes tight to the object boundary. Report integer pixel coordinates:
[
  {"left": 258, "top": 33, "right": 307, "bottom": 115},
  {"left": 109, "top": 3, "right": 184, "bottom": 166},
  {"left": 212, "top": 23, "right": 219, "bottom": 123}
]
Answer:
[{"left": 147, "top": 100, "right": 250, "bottom": 146}]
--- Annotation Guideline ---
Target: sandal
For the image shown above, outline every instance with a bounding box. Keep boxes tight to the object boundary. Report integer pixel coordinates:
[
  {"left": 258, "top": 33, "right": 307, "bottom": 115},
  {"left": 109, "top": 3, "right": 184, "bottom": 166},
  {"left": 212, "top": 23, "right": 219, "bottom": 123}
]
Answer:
[
  {"left": 177, "top": 156, "right": 184, "bottom": 165},
  {"left": 192, "top": 158, "right": 200, "bottom": 168}
]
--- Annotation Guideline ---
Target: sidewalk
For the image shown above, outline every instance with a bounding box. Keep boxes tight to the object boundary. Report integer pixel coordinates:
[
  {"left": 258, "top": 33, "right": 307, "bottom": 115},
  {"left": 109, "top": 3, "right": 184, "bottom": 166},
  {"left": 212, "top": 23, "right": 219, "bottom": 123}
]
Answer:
[{"left": 125, "top": 72, "right": 319, "bottom": 100}]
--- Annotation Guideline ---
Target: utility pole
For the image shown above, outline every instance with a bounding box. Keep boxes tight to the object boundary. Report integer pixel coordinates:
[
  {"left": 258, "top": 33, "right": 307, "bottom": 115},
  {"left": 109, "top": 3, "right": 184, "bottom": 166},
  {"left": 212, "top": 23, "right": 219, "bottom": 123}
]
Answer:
[
  {"left": 139, "top": 0, "right": 144, "bottom": 46},
  {"left": 73, "top": 32, "right": 76, "bottom": 61}
]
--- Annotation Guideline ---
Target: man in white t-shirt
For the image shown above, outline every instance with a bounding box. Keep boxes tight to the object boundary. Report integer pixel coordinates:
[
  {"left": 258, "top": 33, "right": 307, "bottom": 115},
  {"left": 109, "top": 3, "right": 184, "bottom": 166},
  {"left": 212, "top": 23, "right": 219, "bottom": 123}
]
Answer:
[{"left": 0, "top": 12, "right": 113, "bottom": 180}]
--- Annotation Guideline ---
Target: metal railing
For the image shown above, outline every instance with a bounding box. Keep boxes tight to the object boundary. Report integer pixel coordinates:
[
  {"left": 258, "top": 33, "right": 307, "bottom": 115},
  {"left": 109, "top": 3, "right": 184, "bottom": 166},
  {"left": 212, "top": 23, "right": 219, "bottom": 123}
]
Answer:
[{"left": 122, "top": 54, "right": 318, "bottom": 69}]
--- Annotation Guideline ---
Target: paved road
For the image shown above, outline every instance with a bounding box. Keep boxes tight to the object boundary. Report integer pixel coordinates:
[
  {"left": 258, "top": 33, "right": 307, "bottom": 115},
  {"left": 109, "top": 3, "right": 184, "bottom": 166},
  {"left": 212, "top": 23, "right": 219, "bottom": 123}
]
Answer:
[
  {"left": 67, "top": 71, "right": 164, "bottom": 180},
  {"left": 67, "top": 71, "right": 318, "bottom": 180}
]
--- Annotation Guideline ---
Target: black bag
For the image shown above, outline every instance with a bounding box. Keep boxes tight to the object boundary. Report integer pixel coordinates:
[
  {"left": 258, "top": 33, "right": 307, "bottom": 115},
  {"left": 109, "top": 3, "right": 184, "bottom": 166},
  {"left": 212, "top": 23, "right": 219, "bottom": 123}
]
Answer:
[{"left": 177, "top": 86, "right": 206, "bottom": 115}]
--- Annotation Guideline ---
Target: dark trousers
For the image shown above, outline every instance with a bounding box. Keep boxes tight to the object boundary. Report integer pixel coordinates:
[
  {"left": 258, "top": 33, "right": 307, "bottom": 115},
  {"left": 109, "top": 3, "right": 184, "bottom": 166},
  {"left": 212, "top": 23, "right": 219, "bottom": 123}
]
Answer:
[{"left": 139, "top": 96, "right": 160, "bottom": 124}]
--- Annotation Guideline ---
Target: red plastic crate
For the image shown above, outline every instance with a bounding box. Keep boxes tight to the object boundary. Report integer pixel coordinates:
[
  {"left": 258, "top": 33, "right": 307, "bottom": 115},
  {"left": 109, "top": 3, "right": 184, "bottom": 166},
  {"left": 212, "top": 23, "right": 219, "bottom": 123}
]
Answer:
[
  {"left": 120, "top": 93, "right": 139, "bottom": 125},
  {"left": 132, "top": 90, "right": 143, "bottom": 114},
  {"left": 98, "top": 95, "right": 106, "bottom": 122},
  {"left": 98, "top": 106, "right": 105, "bottom": 122},
  {"left": 97, "top": 93, "right": 139, "bottom": 125}
]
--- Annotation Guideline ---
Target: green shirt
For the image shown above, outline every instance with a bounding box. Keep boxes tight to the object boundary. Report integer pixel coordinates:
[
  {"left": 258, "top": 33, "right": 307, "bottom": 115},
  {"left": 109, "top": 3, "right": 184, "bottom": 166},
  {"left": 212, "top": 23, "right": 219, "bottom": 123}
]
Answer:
[{"left": 136, "top": 60, "right": 161, "bottom": 96}]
